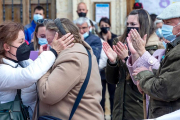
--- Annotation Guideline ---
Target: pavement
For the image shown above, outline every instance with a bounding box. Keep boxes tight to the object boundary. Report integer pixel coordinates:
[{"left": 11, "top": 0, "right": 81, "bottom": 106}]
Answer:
[{"left": 104, "top": 87, "right": 111, "bottom": 120}]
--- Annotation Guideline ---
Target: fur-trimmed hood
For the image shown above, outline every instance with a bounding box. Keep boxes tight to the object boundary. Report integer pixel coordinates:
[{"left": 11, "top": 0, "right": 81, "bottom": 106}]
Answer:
[{"left": 146, "top": 32, "right": 164, "bottom": 49}]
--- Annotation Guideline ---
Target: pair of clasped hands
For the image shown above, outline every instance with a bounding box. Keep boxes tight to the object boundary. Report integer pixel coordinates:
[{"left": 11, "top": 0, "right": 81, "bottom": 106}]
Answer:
[
  {"left": 103, "top": 29, "right": 149, "bottom": 94},
  {"left": 39, "top": 32, "right": 74, "bottom": 55}
]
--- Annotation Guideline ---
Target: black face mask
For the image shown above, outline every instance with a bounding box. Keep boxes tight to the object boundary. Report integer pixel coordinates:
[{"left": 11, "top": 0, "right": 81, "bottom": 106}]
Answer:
[
  {"left": 9, "top": 42, "right": 31, "bottom": 61},
  {"left": 78, "top": 12, "right": 87, "bottom": 17},
  {"left": 101, "top": 27, "right": 110, "bottom": 34},
  {"left": 126, "top": 27, "right": 139, "bottom": 37}
]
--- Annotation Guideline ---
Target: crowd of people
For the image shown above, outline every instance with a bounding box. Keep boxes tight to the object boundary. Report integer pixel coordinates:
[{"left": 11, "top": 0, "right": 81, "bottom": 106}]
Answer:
[{"left": 0, "top": 1, "right": 180, "bottom": 120}]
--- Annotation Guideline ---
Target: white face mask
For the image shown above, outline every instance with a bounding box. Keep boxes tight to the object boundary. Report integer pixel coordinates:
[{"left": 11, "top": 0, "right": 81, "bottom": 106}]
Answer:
[{"left": 162, "top": 23, "right": 180, "bottom": 42}]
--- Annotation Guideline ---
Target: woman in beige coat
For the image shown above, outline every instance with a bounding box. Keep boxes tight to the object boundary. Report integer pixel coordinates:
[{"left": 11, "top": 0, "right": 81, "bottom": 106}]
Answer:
[{"left": 33, "top": 18, "right": 104, "bottom": 120}]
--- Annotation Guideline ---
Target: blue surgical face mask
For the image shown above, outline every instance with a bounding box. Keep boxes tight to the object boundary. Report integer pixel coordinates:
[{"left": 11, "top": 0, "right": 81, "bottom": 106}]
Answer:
[
  {"left": 83, "top": 32, "right": 89, "bottom": 39},
  {"left": 161, "top": 23, "right": 180, "bottom": 42},
  {"left": 89, "top": 27, "right": 92, "bottom": 32},
  {"left": 38, "top": 38, "right": 48, "bottom": 45},
  {"left": 33, "top": 14, "right": 43, "bottom": 23},
  {"left": 163, "top": 41, "right": 167, "bottom": 48},
  {"left": 156, "top": 28, "right": 163, "bottom": 39}
]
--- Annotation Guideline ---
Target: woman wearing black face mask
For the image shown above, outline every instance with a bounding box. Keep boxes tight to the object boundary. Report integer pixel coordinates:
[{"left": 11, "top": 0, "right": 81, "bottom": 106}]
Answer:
[
  {"left": 102, "top": 9, "right": 164, "bottom": 120},
  {"left": 0, "top": 21, "right": 73, "bottom": 119},
  {"left": 99, "top": 17, "right": 117, "bottom": 48},
  {"left": 98, "top": 17, "right": 117, "bottom": 119}
]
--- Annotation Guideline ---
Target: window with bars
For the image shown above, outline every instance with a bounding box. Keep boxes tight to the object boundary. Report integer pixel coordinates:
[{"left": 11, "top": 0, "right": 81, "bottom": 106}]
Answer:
[{"left": 0, "top": 0, "right": 56, "bottom": 25}]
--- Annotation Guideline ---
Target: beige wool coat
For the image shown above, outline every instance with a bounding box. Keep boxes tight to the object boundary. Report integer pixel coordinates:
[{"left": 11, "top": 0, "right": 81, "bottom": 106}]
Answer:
[{"left": 33, "top": 41, "right": 104, "bottom": 120}]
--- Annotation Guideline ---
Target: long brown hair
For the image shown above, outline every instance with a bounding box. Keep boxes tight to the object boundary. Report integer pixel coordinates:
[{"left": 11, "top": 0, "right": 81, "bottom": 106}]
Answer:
[
  {"left": 119, "top": 9, "right": 155, "bottom": 43},
  {"left": 0, "top": 21, "right": 24, "bottom": 64},
  {"left": 46, "top": 18, "right": 82, "bottom": 44},
  {"left": 33, "top": 23, "right": 45, "bottom": 51}
]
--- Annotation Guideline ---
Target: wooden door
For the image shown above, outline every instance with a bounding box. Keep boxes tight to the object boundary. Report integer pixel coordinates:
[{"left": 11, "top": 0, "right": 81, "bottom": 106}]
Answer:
[
  {"left": 127, "top": 0, "right": 135, "bottom": 16},
  {"left": 0, "top": 0, "right": 56, "bottom": 25}
]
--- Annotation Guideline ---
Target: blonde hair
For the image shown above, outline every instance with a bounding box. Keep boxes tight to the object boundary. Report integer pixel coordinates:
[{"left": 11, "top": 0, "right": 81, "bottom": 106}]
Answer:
[
  {"left": 46, "top": 18, "right": 82, "bottom": 44},
  {"left": 33, "top": 24, "right": 45, "bottom": 51}
]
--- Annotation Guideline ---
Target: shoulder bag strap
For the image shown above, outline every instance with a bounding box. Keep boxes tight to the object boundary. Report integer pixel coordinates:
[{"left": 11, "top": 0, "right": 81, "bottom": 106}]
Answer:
[
  {"left": 37, "top": 48, "right": 92, "bottom": 120},
  {"left": 69, "top": 48, "right": 92, "bottom": 120},
  {"left": 14, "top": 89, "right": 21, "bottom": 101}
]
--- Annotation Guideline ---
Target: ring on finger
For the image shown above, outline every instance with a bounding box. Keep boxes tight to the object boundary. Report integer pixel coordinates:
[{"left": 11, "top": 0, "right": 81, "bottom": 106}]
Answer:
[
  {"left": 119, "top": 48, "right": 123, "bottom": 51},
  {"left": 132, "top": 37, "right": 136, "bottom": 41},
  {"left": 116, "top": 46, "right": 121, "bottom": 52},
  {"left": 131, "top": 34, "right": 136, "bottom": 40}
]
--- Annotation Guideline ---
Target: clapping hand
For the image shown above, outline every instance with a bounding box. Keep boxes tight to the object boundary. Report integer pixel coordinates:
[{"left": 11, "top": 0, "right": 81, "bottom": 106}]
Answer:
[
  {"left": 113, "top": 41, "right": 128, "bottom": 60},
  {"left": 127, "top": 33, "right": 137, "bottom": 55},
  {"left": 130, "top": 29, "right": 147, "bottom": 56},
  {"left": 103, "top": 42, "right": 117, "bottom": 64}
]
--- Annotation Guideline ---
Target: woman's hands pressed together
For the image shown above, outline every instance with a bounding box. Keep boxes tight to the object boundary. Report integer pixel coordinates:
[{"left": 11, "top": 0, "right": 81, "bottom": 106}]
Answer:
[
  {"left": 113, "top": 41, "right": 129, "bottom": 61},
  {"left": 127, "top": 33, "right": 137, "bottom": 55},
  {"left": 130, "top": 29, "right": 147, "bottom": 57},
  {"left": 103, "top": 40, "right": 129, "bottom": 64}
]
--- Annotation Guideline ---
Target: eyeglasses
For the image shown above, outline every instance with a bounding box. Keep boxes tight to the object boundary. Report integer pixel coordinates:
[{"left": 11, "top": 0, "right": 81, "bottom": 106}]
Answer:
[{"left": 37, "top": 19, "right": 54, "bottom": 25}]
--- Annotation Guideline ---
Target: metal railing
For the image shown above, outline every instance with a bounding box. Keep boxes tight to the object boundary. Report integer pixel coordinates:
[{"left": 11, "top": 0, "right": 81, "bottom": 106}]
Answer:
[
  {"left": 3, "top": 0, "right": 5, "bottom": 21},
  {"left": 20, "top": 0, "right": 22, "bottom": 23},
  {"left": 11, "top": 0, "right": 14, "bottom": 21},
  {"left": 29, "top": 0, "right": 31, "bottom": 21},
  {"left": 2, "top": 0, "right": 50, "bottom": 22}
]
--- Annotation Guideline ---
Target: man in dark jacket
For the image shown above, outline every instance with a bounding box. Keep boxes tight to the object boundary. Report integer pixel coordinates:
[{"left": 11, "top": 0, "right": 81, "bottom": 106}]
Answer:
[
  {"left": 76, "top": 17, "right": 102, "bottom": 64},
  {"left": 133, "top": 2, "right": 180, "bottom": 118}
]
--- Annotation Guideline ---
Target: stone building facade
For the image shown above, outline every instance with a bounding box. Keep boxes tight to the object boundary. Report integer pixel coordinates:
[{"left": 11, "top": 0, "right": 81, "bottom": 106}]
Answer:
[{"left": 56, "top": 0, "right": 128, "bottom": 35}]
